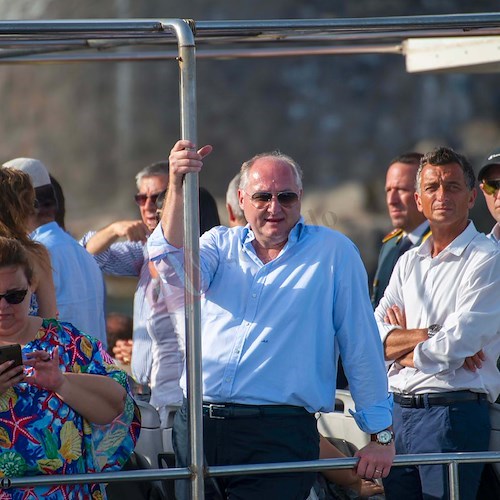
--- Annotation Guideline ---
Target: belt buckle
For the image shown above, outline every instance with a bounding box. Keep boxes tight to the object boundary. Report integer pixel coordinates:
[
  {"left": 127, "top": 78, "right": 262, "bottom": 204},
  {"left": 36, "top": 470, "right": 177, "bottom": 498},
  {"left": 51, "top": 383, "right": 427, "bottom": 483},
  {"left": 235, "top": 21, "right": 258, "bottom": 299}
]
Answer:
[{"left": 208, "top": 404, "right": 226, "bottom": 419}]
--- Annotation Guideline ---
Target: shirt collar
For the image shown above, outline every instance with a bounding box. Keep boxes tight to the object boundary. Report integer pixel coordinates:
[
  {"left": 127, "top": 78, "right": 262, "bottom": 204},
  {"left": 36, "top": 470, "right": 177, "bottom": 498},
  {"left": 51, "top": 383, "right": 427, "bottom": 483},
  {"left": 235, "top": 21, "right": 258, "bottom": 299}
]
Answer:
[
  {"left": 29, "top": 221, "right": 58, "bottom": 239},
  {"left": 489, "top": 222, "right": 500, "bottom": 244},
  {"left": 417, "top": 220, "right": 478, "bottom": 258},
  {"left": 405, "top": 221, "right": 430, "bottom": 245}
]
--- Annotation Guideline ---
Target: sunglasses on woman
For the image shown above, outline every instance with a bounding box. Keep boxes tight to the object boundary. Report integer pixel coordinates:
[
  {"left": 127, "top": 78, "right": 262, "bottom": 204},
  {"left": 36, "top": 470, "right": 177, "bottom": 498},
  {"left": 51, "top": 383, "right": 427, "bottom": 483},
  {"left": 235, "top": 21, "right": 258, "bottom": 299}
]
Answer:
[
  {"left": 245, "top": 191, "right": 299, "bottom": 209},
  {"left": 0, "top": 289, "right": 28, "bottom": 305},
  {"left": 482, "top": 179, "right": 500, "bottom": 196}
]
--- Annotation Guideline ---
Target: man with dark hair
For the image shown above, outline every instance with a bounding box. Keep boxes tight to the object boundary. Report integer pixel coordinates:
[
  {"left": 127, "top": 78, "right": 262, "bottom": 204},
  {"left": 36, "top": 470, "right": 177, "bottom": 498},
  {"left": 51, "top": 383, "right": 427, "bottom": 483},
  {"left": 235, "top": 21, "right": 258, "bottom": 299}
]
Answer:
[
  {"left": 2, "top": 157, "right": 107, "bottom": 346},
  {"left": 375, "top": 147, "right": 500, "bottom": 499},
  {"left": 371, "top": 152, "right": 430, "bottom": 307}
]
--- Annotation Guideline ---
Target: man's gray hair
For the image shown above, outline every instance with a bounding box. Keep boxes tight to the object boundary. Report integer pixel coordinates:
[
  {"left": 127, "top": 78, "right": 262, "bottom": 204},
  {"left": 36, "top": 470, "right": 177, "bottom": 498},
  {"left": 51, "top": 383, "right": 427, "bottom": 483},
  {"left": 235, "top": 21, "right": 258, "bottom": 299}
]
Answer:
[
  {"left": 239, "top": 151, "right": 303, "bottom": 191},
  {"left": 226, "top": 173, "right": 245, "bottom": 220},
  {"left": 416, "top": 147, "right": 475, "bottom": 193},
  {"left": 135, "top": 160, "right": 169, "bottom": 189}
]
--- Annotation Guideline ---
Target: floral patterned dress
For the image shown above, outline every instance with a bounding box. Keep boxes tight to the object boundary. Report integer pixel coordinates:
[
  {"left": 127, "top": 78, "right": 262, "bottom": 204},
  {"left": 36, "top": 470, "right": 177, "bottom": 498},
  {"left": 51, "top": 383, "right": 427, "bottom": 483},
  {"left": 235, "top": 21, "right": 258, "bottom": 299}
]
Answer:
[{"left": 0, "top": 318, "right": 141, "bottom": 499}]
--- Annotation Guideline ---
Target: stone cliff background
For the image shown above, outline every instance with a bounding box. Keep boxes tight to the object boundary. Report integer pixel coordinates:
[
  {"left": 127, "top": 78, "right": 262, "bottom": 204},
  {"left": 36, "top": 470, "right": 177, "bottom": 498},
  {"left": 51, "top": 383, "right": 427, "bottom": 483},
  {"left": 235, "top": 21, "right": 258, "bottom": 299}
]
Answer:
[{"left": 0, "top": 1, "right": 499, "bottom": 300}]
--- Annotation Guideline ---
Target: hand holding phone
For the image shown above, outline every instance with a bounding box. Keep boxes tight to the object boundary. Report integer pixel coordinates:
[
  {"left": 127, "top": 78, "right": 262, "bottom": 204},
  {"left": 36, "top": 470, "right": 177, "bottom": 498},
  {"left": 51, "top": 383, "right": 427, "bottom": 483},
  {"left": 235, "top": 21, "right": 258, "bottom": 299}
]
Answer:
[
  {"left": 0, "top": 344, "right": 25, "bottom": 393},
  {"left": 0, "top": 344, "right": 23, "bottom": 368}
]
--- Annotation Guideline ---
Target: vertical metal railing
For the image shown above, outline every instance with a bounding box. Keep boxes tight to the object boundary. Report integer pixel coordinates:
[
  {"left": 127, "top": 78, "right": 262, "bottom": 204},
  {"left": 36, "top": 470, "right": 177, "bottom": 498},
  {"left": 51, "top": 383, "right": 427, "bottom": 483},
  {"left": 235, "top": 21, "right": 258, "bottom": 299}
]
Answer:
[{"left": 161, "top": 19, "right": 204, "bottom": 500}]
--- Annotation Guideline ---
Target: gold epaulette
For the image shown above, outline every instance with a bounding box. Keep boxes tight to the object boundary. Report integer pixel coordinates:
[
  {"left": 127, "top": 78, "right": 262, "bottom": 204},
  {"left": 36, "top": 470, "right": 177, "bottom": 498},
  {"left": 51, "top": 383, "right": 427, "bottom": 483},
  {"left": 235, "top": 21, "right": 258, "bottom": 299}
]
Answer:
[
  {"left": 381, "top": 228, "right": 403, "bottom": 244},
  {"left": 422, "top": 227, "right": 432, "bottom": 243}
]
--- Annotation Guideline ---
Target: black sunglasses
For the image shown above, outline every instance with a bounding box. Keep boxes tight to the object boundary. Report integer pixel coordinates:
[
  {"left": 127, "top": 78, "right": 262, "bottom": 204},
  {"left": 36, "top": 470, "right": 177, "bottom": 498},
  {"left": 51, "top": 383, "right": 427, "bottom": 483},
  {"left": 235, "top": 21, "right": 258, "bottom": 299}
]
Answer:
[
  {"left": 134, "top": 192, "right": 161, "bottom": 207},
  {"left": 482, "top": 179, "right": 500, "bottom": 196},
  {"left": 0, "top": 289, "right": 28, "bottom": 305},
  {"left": 245, "top": 191, "right": 299, "bottom": 209}
]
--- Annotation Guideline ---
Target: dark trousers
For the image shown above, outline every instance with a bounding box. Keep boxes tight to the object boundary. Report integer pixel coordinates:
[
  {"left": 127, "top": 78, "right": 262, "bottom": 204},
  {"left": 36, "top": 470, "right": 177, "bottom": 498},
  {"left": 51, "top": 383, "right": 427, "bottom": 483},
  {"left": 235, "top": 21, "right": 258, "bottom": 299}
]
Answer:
[
  {"left": 173, "top": 400, "right": 319, "bottom": 500},
  {"left": 383, "top": 397, "right": 490, "bottom": 500}
]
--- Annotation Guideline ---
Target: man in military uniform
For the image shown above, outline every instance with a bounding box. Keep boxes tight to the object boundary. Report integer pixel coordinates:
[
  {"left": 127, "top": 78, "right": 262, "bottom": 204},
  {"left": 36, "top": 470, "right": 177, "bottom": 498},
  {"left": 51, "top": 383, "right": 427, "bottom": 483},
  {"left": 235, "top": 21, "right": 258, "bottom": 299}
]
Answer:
[{"left": 371, "top": 152, "right": 430, "bottom": 308}]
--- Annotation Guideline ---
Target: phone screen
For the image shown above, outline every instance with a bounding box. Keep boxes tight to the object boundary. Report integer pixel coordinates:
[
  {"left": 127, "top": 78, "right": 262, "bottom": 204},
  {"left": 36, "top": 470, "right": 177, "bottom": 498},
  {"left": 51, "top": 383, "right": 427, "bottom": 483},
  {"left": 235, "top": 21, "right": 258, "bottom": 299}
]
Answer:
[{"left": 0, "top": 344, "right": 23, "bottom": 368}]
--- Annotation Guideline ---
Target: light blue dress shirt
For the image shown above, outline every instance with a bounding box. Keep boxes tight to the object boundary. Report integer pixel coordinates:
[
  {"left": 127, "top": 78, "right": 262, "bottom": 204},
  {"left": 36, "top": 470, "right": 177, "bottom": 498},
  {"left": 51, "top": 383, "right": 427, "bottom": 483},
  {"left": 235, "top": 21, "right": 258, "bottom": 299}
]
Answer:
[
  {"left": 32, "top": 222, "right": 107, "bottom": 348},
  {"left": 80, "top": 232, "right": 152, "bottom": 385},
  {"left": 149, "top": 218, "right": 392, "bottom": 433}
]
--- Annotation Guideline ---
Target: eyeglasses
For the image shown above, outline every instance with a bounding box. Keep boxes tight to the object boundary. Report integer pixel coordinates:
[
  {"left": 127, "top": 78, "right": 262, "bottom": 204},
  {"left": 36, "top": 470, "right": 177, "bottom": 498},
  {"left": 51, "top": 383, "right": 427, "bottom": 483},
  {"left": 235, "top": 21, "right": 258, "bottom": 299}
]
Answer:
[
  {"left": 0, "top": 289, "right": 28, "bottom": 305},
  {"left": 245, "top": 191, "right": 300, "bottom": 209},
  {"left": 482, "top": 179, "right": 500, "bottom": 196},
  {"left": 134, "top": 192, "right": 161, "bottom": 207}
]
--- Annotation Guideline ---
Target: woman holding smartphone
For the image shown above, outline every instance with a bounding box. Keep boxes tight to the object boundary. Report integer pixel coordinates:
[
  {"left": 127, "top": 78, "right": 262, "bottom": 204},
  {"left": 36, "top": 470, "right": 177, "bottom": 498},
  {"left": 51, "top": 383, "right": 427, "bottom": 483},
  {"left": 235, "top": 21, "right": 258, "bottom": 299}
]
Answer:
[{"left": 0, "top": 236, "right": 140, "bottom": 498}]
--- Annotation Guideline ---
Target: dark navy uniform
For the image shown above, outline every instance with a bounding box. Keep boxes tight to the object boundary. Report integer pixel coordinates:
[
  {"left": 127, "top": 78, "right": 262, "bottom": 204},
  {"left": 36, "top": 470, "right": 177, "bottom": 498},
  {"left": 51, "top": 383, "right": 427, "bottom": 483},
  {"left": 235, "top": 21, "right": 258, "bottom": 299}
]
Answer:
[{"left": 371, "top": 225, "right": 431, "bottom": 308}]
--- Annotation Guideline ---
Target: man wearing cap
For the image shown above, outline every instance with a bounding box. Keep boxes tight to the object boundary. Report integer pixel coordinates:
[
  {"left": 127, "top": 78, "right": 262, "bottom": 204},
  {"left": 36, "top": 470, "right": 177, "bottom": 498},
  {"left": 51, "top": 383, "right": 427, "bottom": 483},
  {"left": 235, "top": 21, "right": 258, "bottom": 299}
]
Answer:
[
  {"left": 375, "top": 147, "right": 500, "bottom": 500},
  {"left": 478, "top": 151, "right": 500, "bottom": 244},
  {"left": 371, "top": 152, "right": 430, "bottom": 308},
  {"left": 2, "top": 157, "right": 107, "bottom": 347}
]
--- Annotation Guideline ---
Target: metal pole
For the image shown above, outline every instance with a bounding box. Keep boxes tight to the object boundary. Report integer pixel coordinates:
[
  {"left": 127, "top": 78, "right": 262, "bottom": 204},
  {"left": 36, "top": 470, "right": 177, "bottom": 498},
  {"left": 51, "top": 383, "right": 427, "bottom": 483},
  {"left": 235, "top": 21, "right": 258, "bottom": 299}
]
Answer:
[
  {"left": 163, "top": 18, "right": 204, "bottom": 500},
  {"left": 448, "top": 461, "right": 459, "bottom": 500}
]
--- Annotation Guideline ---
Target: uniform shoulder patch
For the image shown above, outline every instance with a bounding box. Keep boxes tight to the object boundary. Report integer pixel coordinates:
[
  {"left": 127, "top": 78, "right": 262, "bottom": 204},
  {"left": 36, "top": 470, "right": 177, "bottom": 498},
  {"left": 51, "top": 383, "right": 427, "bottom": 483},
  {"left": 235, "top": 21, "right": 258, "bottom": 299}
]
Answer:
[{"left": 382, "top": 228, "right": 403, "bottom": 243}]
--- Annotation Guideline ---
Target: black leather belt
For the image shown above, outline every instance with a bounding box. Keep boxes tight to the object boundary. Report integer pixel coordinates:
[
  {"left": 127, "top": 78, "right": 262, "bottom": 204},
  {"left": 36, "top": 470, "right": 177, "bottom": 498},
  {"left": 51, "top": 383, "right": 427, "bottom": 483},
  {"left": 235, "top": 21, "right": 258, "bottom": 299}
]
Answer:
[
  {"left": 393, "top": 391, "right": 487, "bottom": 408},
  {"left": 202, "top": 402, "right": 309, "bottom": 419}
]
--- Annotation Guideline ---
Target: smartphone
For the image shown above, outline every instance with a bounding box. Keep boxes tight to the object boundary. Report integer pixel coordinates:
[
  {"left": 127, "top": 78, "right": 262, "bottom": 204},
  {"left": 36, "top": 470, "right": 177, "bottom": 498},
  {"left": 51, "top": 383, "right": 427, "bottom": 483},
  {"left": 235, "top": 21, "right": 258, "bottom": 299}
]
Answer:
[{"left": 0, "top": 344, "right": 23, "bottom": 368}]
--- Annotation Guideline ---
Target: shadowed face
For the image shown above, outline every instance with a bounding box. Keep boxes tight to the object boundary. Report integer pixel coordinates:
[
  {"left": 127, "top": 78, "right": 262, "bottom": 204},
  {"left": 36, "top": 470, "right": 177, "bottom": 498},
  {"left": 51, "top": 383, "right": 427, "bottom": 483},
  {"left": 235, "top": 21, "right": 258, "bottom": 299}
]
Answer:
[
  {"left": 0, "top": 265, "right": 31, "bottom": 334},
  {"left": 480, "top": 164, "right": 500, "bottom": 224},
  {"left": 385, "top": 161, "right": 425, "bottom": 232},
  {"left": 137, "top": 174, "right": 169, "bottom": 231},
  {"left": 238, "top": 157, "right": 302, "bottom": 249}
]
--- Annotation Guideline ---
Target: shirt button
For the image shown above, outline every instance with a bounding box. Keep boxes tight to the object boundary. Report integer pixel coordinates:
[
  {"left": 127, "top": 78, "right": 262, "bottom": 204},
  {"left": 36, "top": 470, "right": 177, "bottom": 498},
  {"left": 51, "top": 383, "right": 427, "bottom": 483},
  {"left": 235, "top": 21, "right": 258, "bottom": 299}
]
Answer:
[
  {"left": 225, "top": 377, "right": 231, "bottom": 382},
  {"left": 252, "top": 293, "right": 257, "bottom": 298}
]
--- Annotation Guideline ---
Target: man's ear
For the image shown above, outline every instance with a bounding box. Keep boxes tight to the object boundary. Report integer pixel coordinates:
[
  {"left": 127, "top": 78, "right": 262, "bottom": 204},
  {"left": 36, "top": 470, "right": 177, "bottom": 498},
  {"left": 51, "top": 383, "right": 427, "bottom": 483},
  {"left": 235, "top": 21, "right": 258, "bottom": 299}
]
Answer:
[
  {"left": 238, "top": 189, "right": 245, "bottom": 210},
  {"left": 415, "top": 191, "right": 423, "bottom": 213},
  {"left": 226, "top": 203, "right": 236, "bottom": 223},
  {"left": 468, "top": 187, "right": 477, "bottom": 209}
]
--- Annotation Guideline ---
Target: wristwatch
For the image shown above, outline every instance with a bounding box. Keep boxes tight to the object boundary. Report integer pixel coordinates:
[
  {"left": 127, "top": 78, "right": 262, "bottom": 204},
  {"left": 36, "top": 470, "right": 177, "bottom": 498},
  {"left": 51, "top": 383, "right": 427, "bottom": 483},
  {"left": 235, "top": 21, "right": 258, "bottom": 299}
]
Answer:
[
  {"left": 371, "top": 428, "right": 394, "bottom": 446},
  {"left": 427, "top": 324, "right": 442, "bottom": 338}
]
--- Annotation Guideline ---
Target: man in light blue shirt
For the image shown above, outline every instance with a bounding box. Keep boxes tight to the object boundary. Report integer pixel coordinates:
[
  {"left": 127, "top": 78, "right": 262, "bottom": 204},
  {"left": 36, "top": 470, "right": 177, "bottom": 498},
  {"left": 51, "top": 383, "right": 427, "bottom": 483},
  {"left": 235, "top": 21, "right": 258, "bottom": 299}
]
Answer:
[
  {"left": 2, "top": 157, "right": 107, "bottom": 347},
  {"left": 149, "top": 140, "right": 395, "bottom": 500}
]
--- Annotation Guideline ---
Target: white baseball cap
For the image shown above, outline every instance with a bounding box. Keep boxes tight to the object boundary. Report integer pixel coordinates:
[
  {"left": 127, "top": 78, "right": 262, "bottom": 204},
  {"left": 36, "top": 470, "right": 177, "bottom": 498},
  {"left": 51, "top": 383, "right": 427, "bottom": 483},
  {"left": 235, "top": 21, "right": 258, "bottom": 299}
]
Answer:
[{"left": 2, "top": 157, "right": 51, "bottom": 188}]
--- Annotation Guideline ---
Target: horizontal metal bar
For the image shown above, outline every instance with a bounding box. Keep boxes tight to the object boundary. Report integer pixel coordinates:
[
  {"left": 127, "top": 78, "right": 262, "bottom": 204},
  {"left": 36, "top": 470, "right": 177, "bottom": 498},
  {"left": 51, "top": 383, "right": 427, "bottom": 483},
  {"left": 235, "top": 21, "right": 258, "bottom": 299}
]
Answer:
[
  {"left": 0, "top": 19, "right": 167, "bottom": 34},
  {"left": 195, "top": 13, "right": 500, "bottom": 35},
  {"left": 0, "top": 44, "right": 402, "bottom": 64},
  {"left": 5, "top": 451, "right": 499, "bottom": 488}
]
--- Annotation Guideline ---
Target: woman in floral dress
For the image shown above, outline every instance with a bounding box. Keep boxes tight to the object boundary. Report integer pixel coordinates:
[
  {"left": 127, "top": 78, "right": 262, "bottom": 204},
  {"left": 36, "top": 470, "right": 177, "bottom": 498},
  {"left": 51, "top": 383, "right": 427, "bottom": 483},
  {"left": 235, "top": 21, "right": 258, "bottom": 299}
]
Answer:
[{"left": 0, "top": 236, "right": 140, "bottom": 499}]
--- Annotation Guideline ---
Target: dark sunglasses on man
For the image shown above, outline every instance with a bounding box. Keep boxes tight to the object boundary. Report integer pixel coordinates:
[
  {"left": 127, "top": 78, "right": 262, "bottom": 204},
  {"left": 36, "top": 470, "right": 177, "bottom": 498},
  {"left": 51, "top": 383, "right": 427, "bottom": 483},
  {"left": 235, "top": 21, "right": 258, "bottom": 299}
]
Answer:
[
  {"left": 134, "top": 192, "right": 162, "bottom": 207},
  {"left": 482, "top": 179, "right": 500, "bottom": 196},
  {"left": 245, "top": 191, "right": 299, "bottom": 209}
]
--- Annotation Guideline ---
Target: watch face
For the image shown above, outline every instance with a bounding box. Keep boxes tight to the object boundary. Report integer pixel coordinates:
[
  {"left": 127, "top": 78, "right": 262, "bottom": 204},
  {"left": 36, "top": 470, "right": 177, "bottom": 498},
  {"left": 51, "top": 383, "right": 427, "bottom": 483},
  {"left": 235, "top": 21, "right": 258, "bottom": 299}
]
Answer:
[{"left": 377, "top": 430, "right": 393, "bottom": 444}]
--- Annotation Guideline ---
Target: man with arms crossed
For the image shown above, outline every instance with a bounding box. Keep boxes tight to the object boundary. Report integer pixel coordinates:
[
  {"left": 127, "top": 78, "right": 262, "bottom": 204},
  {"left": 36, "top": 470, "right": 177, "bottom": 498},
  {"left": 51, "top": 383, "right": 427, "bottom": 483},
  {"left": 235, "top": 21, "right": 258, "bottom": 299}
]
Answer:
[
  {"left": 375, "top": 147, "right": 500, "bottom": 500},
  {"left": 149, "top": 140, "right": 394, "bottom": 500}
]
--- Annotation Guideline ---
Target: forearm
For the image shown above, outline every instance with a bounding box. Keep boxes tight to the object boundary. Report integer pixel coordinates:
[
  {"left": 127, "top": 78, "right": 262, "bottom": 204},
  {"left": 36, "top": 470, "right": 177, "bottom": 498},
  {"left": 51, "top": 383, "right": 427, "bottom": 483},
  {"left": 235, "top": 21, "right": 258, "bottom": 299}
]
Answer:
[
  {"left": 85, "top": 226, "right": 120, "bottom": 254},
  {"left": 319, "top": 436, "right": 360, "bottom": 488},
  {"left": 56, "top": 373, "right": 126, "bottom": 424},
  {"left": 395, "top": 351, "right": 415, "bottom": 368},
  {"left": 384, "top": 328, "right": 427, "bottom": 361},
  {"left": 161, "top": 185, "right": 185, "bottom": 248}
]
